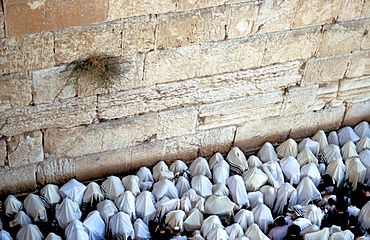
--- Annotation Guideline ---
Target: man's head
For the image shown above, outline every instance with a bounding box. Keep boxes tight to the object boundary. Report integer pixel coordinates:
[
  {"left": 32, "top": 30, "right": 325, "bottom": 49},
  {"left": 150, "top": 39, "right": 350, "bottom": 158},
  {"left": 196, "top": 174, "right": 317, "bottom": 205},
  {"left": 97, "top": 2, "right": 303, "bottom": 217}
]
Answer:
[
  {"left": 173, "top": 226, "right": 181, "bottom": 236},
  {"left": 274, "top": 216, "right": 286, "bottom": 227}
]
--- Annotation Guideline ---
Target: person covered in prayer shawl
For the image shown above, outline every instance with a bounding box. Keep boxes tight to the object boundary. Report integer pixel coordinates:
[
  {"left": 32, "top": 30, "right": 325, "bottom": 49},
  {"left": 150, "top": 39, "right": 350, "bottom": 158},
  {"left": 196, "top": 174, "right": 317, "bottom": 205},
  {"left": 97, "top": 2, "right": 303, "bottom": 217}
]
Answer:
[
  {"left": 286, "top": 207, "right": 312, "bottom": 232},
  {"left": 268, "top": 216, "right": 289, "bottom": 240}
]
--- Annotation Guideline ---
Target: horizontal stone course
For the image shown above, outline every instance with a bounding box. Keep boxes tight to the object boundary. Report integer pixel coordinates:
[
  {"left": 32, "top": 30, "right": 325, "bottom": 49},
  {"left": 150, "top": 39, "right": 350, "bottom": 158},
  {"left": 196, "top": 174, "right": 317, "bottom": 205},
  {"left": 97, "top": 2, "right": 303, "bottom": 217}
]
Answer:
[{"left": 0, "top": 165, "right": 37, "bottom": 195}]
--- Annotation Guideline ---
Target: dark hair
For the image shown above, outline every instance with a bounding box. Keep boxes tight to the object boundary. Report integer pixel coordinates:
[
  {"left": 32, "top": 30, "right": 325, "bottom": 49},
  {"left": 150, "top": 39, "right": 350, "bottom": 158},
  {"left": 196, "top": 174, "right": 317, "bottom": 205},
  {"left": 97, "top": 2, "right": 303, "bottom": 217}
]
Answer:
[
  {"left": 275, "top": 216, "right": 286, "bottom": 226},
  {"left": 287, "top": 224, "right": 301, "bottom": 237}
]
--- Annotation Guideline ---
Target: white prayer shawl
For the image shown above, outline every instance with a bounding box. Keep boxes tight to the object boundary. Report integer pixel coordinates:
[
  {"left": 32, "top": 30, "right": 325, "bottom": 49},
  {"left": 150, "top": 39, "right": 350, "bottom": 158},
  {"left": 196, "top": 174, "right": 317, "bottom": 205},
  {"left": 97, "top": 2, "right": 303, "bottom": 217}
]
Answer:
[
  {"left": 212, "top": 183, "right": 230, "bottom": 196},
  {"left": 5, "top": 195, "right": 22, "bottom": 217},
  {"left": 280, "top": 156, "right": 301, "bottom": 185},
  {"left": 16, "top": 224, "right": 43, "bottom": 240},
  {"left": 204, "top": 195, "right": 239, "bottom": 217},
  {"left": 152, "top": 179, "right": 179, "bottom": 201},
  {"left": 328, "top": 131, "right": 340, "bottom": 146},
  {"left": 261, "top": 160, "right": 285, "bottom": 189},
  {"left": 0, "top": 230, "right": 13, "bottom": 240},
  {"left": 116, "top": 191, "right": 136, "bottom": 221},
  {"left": 101, "top": 176, "right": 124, "bottom": 203},
  {"left": 247, "top": 155, "right": 263, "bottom": 168},
  {"left": 226, "top": 223, "right": 244, "bottom": 240},
  {"left": 329, "top": 230, "right": 354, "bottom": 240},
  {"left": 181, "top": 189, "right": 205, "bottom": 212},
  {"left": 189, "top": 231, "right": 205, "bottom": 240},
  {"left": 299, "top": 138, "right": 320, "bottom": 157},
  {"left": 341, "top": 140, "right": 359, "bottom": 161},
  {"left": 226, "top": 175, "right": 249, "bottom": 207},
  {"left": 301, "top": 204, "right": 323, "bottom": 227},
  {"left": 170, "top": 160, "right": 188, "bottom": 175},
  {"left": 248, "top": 191, "right": 263, "bottom": 209},
  {"left": 155, "top": 197, "right": 180, "bottom": 221},
  {"left": 297, "top": 147, "right": 319, "bottom": 167},
  {"left": 300, "top": 225, "right": 320, "bottom": 237},
  {"left": 303, "top": 227, "right": 329, "bottom": 240},
  {"left": 176, "top": 176, "right": 191, "bottom": 198},
  {"left": 257, "top": 142, "right": 279, "bottom": 163},
  {"left": 321, "top": 144, "right": 342, "bottom": 164},
  {"left": 109, "top": 212, "right": 135, "bottom": 239},
  {"left": 135, "top": 191, "right": 156, "bottom": 225},
  {"left": 191, "top": 175, "right": 213, "bottom": 198},
  {"left": 338, "top": 126, "right": 360, "bottom": 146},
  {"left": 345, "top": 157, "right": 366, "bottom": 190},
  {"left": 59, "top": 179, "right": 86, "bottom": 206},
  {"left": 259, "top": 185, "right": 276, "bottom": 209},
  {"left": 96, "top": 199, "right": 118, "bottom": 225},
  {"left": 184, "top": 208, "right": 203, "bottom": 231},
  {"left": 136, "top": 167, "right": 154, "bottom": 191},
  {"left": 234, "top": 209, "right": 254, "bottom": 231},
  {"left": 153, "top": 160, "right": 171, "bottom": 182},
  {"left": 276, "top": 138, "right": 298, "bottom": 158},
  {"left": 55, "top": 197, "right": 82, "bottom": 229},
  {"left": 23, "top": 193, "right": 47, "bottom": 222},
  {"left": 189, "top": 157, "right": 212, "bottom": 179},
  {"left": 296, "top": 177, "right": 322, "bottom": 206},
  {"left": 357, "top": 137, "right": 370, "bottom": 153},
  {"left": 209, "top": 152, "right": 224, "bottom": 170},
  {"left": 312, "top": 130, "right": 329, "bottom": 152},
  {"left": 82, "top": 210, "right": 105, "bottom": 240},
  {"left": 122, "top": 175, "right": 141, "bottom": 197},
  {"left": 300, "top": 162, "right": 321, "bottom": 187},
  {"left": 244, "top": 223, "right": 269, "bottom": 240},
  {"left": 133, "top": 218, "right": 151, "bottom": 240},
  {"left": 65, "top": 220, "right": 89, "bottom": 240},
  {"left": 200, "top": 215, "right": 223, "bottom": 238},
  {"left": 359, "top": 149, "right": 370, "bottom": 184},
  {"left": 355, "top": 121, "right": 370, "bottom": 138},
  {"left": 9, "top": 211, "right": 31, "bottom": 228},
  {"left": 236, "top": 237, "right": 250, "bottom": 240},
  {"left": 325, "top": 158, "right": 346, "bottom": 187},
  {"left": 318, "top": 163, "right": 326, "bottom": 176},
  {"left": 207, "top": 227, "right": 229, "bottom": 240},
  {"left": 227, "top": 147, "right": 249, "bottom": 174},
  {"left": 358, "top": 200, "right": 370, "bottom": 230},
  {"left": 45, "top": 232, "right": 62, "bottom": 240},
  {"left": 165, "top": 210, "right": 186, "bottom": 231},
  {"left": 40, "top": 184, "right": 61, "bottom": 207},
  {"left": 273, "top": 183, "right": 298, "bottom": 215},
  {"left": 82, "top": 182, "right": 104, "bottom": 206},
  {"left": 252, "top": 203, "right": 274, "bottom": 234},
  {"left": 242, "top": 167, "right": 269, "bottom": 192},
  {"left": 212, "top": 160, "right": 230, "bottom": 185}
]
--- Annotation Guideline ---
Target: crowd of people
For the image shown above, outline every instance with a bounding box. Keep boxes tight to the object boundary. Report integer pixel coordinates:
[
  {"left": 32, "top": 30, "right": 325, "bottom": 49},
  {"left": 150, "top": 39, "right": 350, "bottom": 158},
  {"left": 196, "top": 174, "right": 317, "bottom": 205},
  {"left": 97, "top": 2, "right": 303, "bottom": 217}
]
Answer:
[{"left": 0, "top": 121, "right": 370, "bottom": 239}]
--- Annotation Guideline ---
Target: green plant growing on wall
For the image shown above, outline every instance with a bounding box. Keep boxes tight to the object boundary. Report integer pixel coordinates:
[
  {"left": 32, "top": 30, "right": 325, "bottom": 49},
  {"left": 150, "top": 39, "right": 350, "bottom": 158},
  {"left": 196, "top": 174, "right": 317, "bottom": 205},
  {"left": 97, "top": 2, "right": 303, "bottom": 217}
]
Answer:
[{"left": 66, "top": 55, "right": 121, "bottom": 90}]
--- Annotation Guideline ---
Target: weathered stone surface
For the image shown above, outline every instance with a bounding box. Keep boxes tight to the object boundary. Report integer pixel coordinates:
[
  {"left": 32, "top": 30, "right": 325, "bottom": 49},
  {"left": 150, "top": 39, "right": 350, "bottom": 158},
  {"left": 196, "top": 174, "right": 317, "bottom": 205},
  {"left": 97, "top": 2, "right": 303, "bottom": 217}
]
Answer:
[
  {"left": 263, "top": 27, "right": 321, "bottom": 65},
  {"left": 317, "top": 20, "right": 367, "bottom": 56},
  {"left": 292, "top": 0, "right": 342, "bottom": 28},
  {"left": 343, "top": 101, "right": 370, "bottom": 126},
  {"left": 0, "top": 138, "right": 6, "bottom": 167},
  {"left": 228, "top": 2, "right": 257, "bottom": 38},
  {"left": 156, "top": 6, "right": 228, "bottom": 50},
  {"left": 0, "top": 7, "right": 5, "bottom": 38},
  {"left": 54, "top": 20, "right": 122, "bottom": 65},
  {"left": 32, "top": 66, "right": 75, "bottom": 104},
  {"left": 176, "top": 0, "right": 226, "bottom": 12},
  {"left": 338, "top": 76, "right": 370, "bottom": 103},
  {"left": 254, "top": 0, "right": 298, "bottom": 34},
  {"left": 0, "top": 165, "right": 37, "bottom": 195},
  {"left": 198, "top": 126, "right": 236, "bottom": 158},
  {"left": 0, "top": 96, "right": 97, "bottom": 137},
  {"left": 44, "top": 107, "right": 197, "bottom": 158},
  {"left": 4, "top": 0, "right": 108, "bottom": 36},
  {"left": 314, "top": 81, "right": 341, "bottom": 111},
  {"left": 7, "top": 131, "right": 43, "bottom": 168},
  {"left": 0, "top": 32, "right": 54, "bottom": 75},
  {"left": 0, "top": 73, "right": 32, "bottom": 111},
  {"left": 197, "top": 92, "right": 283, "bottom": 131},
  {"left": 338, "top": 0, "right": 363, "bottom": 22},
  {"left": 130, "top": 142, "right": 166, "bottom": 170},
  {"left": 346, "top": 50, "right": 370, "bottom": 78},
  {"left": 280, "top": 85, "right": 319, "bottom": 116},
  {"left": 301, "top": 53, "right": 351, "bottom": 86},
  {"left": 37, "top": 158, "right": 75, "bottom": 186},
  {"left": 362, "top": 0, "right": 370, "bottom": 18},
  {"left": 162, "top": 134, "right": 200, "bottom": 163}
]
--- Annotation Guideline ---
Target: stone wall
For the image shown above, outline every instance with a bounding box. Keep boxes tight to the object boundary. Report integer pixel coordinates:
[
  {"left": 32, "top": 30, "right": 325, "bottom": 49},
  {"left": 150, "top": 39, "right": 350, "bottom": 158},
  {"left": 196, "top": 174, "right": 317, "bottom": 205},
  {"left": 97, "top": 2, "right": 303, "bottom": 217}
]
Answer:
[{"left": 1, "top": 0, "right": 370, "bottom": 195}]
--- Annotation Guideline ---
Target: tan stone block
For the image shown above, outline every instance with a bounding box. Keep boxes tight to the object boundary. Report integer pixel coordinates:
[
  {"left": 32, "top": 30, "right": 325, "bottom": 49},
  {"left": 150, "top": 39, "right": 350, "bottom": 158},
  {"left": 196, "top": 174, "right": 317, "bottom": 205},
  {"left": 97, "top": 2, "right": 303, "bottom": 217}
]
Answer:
[
  {"left": 197, "top": 92, "right": 283, "bottom": 131},
  {"left": 302, "top": 53, "right": 351, "bottom": 86},
  {"left": 0, "top": 72, "right": 32, "bottom": 109},
  {"left": 162, "top": 134, "right": 200, "bottom": 163},
  {"left": 156, "top": 6, "right": 228, "bottom": 50},
  {"left": 318, "top": 20, "right": 367, "bottom": 56},
  {"left": 346, "top": 50, "right": 370, "bottom": 78},
  {"left": 254, "top": 0, "right": 298, "bottom": 34},
  {"left": 158, "top": 107, "right": 197, "bottom": 139},
  {"left": 0, "top": 138, "right": 6, "bottom": 167},
  {"left": 314, "top": 81, "right": 341, "bottom": 110},
  {"left": 0, "top": 165, "right": 37, "bottom": 195},
  {"left": 0, "top": 9, "right": 5, "bottom": 38},
  {"left": 263, "top": 27, "right": 321, "bottom": 65},
  {"left": 7, "top": 131, "right": 43, "bottom": 168},
  {"left": 176, "top": 0, "right": 226, "bottom": 11},
  {"left": 343, "top": 100, "right": 370, "bottom": 126},
  {"left": 362, "top": 0, "right": 370, "bottom": 18},
  {"left": 292, "top": 0, "right": 342, "bottom": 28},
  {"left": 228, "top": 2, "right": 258, "bottom": 38},
  {"left": 54, "top": 20, "right": 122, "bottom": 65},
  {"left": 37, "top": 158, "right": 75, "bottom": 186},
  {"left": 198, "top": 126, "right": 236, "bottom": 158},
  {"left": 0, "top": 96, "right": 97, "bottom": 137},
  {"left": 4, "top": 0, "right": 108, "bottom": 36},
  {"left": 280, "top": 85, "right": 319, "bottom": 116},
  {"left": 338, "top": 76, "right": 370, "bottom": 103},
  {"left": 338, "top": 0, "right": 363, "bottom": 21},
  {"left": 0, "top": 32, "right": 54, "bottom": 75}
]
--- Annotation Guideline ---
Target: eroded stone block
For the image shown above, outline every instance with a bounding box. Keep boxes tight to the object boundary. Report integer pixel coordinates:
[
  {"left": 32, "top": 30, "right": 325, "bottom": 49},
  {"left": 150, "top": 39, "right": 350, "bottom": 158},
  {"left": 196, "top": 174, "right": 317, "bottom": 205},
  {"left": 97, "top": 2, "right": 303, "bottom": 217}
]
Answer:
[
  {"left": 0, "top": 72, "right": 32, "bottom": 109},
  {"left": 346, "top": 50, "right": 370, "bottom": 78},
  {"left": 0, "top": 138, "right": 6, "bottom": 167},
  {"left": 0, "top": 165, "right": 37, "bottom": 195},
  {"left": 338, "top": 76, "right": 370, "bottom": 103},
  {"left": 228, "top": 2, "right": 257, "bottom": 38},
  {"left": 343, "top": 101, "right": 370, "bottom": 126},
  {"left": 37, "top": 158, "right": 75, "bottom": 186}
]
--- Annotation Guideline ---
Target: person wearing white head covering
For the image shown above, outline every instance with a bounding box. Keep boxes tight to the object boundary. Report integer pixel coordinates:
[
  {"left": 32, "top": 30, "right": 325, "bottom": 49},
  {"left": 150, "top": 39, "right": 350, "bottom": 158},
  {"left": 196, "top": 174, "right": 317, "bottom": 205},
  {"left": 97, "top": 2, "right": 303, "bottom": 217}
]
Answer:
[
  {"left": 244, "top": 223, "right": 269, "bottom": 240},
  {"left": 252, "top": 202, "right": 274, "bottom": 234},
  {"left": 226, "top": 175, "right": 249, "bottom": 208},
  {"left": 296, "top": 177, "right": 322, "bottom": 206},
  {"left": 261, "top": 160, "right": 285, "bottom": 189}
]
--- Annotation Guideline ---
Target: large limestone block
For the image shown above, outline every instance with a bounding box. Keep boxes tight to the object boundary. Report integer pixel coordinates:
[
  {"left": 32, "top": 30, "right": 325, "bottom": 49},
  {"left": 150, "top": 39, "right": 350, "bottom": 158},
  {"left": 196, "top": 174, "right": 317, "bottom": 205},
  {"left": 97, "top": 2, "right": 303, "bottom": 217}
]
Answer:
[
  {"left": 176, "top": 0, "right": 226, "bottom": 11},
  {"left": 7, "top": 131, "right": 43, "bottom": 168},
  {"left": 156, "top": 6, "right": 228, "bottom": 50},
  {"left": 343, "top": 101, "right": 370, "bottom": 126},
  {"left": 0, "top": 7, "right": 4, "bottom": 38},
  {"left": 301, "top": 53, "right": 351, "bottom": 86},
  {"left": 4, "top": 0, "right": 108, "bottom": 36},
  {"left": 44, "top": 107, "right": 197, "bottom": 158},
  {"left": 346, "top": 50, "right": 370, "bottom": 78},
  {"left": 54, "top": 20, "right": 122, "bottom": 65},
  {"left": 197, "top": 92, "right": 283, "bottom": 131},
  {"left": 292, "top": 0, "right": 342, "bottom": 28},
  {"left": 338, "top": 76, "right": 370, "bottom": 103},
  {"left": 263, "top": 27, "right": 321, "bottom": 65},
  {"left": 198, "top": 126, "right": 236, "bottom": 158},
  {"left": 338, "top": 0, "right": 363, "bottom": 22},
  {"left": 0, "top": 96, "right": 97, "bottom": 137},
  {"left": 0, "top": 165, "right": 37, "bottom": 195},
  {"left": 314, "top": 81, "right": 341, "bottom": 111},
  {"left": 0, "top": 138, "right": 5, "bottom": 167},
  {"left": 0, "top": 32, "right": 54, "bottom": 75},
  {"left": 37, "top": 158, "right": 75, "bottom": 185},
  {"left": 162, "top": 134, "right": 200, "bottom": 162},
  {"left": 0, "top": 73, "right": 32, "bottom": 110},
  {"left": 317, "top": 20, "right": 367, "bottom": 57},
  {"left": 228, "top": 2, "right": 258, "bottom": 38},
  {"left": 362, "top": 0, "right": 370, "bottom": 18},
  {"left": 280, "top": 85, "right": 319, "bottom": 116}
]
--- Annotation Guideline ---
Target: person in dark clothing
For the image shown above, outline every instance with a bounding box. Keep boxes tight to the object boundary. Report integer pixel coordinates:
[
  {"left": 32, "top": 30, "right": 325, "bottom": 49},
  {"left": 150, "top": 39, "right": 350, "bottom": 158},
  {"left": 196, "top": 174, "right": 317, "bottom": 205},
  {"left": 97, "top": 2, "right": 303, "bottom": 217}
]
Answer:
[
  {"left": 318, "top": 174, "right": 336, "bottom": 195},
  {"left": 351, "top": 184, "right": 370, "bottom": 209},
  {"left": 151, "top": 222, "right": 171, "bottom": 240},
  {"left": 323, "top": 202, "right": 349, "bottom": 230},
  {"left": 283, "top": 224, "right": 302, "bottom": 240}
]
